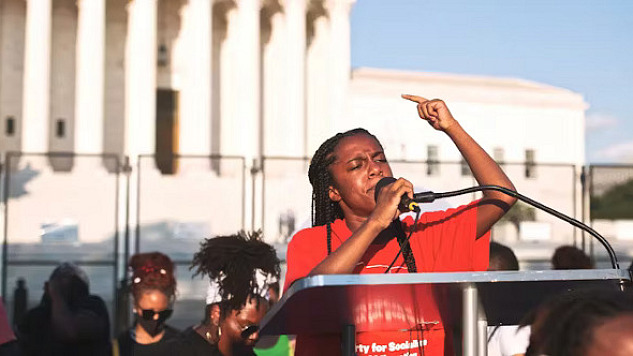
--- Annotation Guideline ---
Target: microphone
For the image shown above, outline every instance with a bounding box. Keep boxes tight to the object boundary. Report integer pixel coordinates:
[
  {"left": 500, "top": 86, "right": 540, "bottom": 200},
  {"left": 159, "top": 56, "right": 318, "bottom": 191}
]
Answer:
[{"left": 374, "top": 177, "right": 435, "bottom": 213}]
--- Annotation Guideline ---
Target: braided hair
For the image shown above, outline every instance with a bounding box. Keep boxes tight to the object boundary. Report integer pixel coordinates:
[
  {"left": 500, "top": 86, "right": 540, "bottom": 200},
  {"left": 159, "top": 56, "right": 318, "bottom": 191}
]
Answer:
[
  {"left": 308, "top": 128, "right": 417, "bottom": 272},
  {"left": 190, "top": 231, "right": 281, "bottom": 316},
  {"left": 129, "top": 252, "right": 177, "bottom": 302}
]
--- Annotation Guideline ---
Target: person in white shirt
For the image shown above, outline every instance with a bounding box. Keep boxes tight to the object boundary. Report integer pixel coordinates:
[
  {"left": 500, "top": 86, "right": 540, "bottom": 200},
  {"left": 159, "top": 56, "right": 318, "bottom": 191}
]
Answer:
[{"left": 487, "top": 242, "right": 530, "bottom": 356}]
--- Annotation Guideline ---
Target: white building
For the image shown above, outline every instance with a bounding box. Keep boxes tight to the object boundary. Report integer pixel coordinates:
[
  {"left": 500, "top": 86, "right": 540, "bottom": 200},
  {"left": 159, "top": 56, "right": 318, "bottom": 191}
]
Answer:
[
  {"left": 0, "top": 0, "right": 589, "bottom": 265},
  {"left": 1, "top": 0, "right": 357, "bottom": 160}
]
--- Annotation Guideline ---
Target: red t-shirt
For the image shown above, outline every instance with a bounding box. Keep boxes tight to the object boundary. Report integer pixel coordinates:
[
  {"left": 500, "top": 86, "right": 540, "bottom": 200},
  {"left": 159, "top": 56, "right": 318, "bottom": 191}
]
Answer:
[{"left": 283, "top": 201, "right": 490, "bottom": 356}]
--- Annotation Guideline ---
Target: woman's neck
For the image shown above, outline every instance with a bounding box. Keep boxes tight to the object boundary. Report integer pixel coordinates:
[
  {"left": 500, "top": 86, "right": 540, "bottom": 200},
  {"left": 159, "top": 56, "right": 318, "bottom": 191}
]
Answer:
[
  {"left": 343, "top": 214, "right": 369, "bottom": 233},
  {"left": 134, "top": 324, "right": 165, "bottom": 344},
  {"left": 217, "top": 335, "right": 233, "bottom": 356}
]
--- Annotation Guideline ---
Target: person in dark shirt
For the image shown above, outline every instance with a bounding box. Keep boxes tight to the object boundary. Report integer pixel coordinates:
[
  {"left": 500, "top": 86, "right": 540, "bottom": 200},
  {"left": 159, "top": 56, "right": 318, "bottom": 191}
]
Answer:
[
  {"left": 114, "top": 252, "right": 180, "bottom": 356},
  {"left": 16, "top": 262, "right": 111, "bottom": 356},
  {"left": 12, "top": 278, "right": 27, "bottom": 328},
  {"left": 551, "top": 245, "right": 593, "bottom": 270},
  {"left": 169, "top": 231, "right": 280, "bottom": 356}
]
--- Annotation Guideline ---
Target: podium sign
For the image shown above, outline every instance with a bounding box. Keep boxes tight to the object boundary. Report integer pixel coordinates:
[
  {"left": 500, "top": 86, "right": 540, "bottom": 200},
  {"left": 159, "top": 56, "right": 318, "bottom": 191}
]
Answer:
[{"left": 261, "top": 270, "right": 632, "bottom": 356}]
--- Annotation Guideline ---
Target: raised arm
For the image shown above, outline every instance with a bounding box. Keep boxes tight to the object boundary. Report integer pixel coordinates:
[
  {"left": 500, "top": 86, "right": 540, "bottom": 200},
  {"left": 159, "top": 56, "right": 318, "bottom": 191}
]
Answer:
[{"left": 402, "top": 95, "right": 517, "bottom": 237}]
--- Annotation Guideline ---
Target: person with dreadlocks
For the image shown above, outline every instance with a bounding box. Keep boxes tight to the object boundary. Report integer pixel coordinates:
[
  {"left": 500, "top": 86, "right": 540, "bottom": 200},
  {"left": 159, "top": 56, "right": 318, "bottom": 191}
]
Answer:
[
  {"left": 284, "top": 95, "right": 516, "bottom": 355},
  {"left": 168, "top": 231, "right": 280, "bottom": 356}
]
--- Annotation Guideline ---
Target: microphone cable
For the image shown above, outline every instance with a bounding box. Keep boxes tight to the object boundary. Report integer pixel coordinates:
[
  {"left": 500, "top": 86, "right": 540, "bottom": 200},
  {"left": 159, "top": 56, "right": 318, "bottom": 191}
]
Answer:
[
  {"left": 385, "top": 208, "right": 422, "bottom": 274},
  {"left": 385, "top": 184, "right": 620, "bottom": 270}
]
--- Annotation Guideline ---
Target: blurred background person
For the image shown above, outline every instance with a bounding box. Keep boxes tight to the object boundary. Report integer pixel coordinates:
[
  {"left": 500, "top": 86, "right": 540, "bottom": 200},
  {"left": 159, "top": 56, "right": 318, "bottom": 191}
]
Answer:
[
  {"left": 12, "top": 278, "right": 28, "bottom": 329},
  {"left": 16, "top": 262, "right": 110, "bottom": 356},
  {"left": 114, "top": 252, "right": 179, "bottom": 356},
  {"left": 487, "top": 241, "right": 529, "bottom": 356},
  {"left": 526, "top": 289, "right": 633, "bottom": 356},
  {"left": 551, "top": 245, "right": 593, "bottom": 270},
  {"left": 254, "top": 282, "right": 293, "bottom": 356},
  {"left": 488, "top": 241, "right": 520, "bottom": 272},
  {"left": 171, "top": 231, "right": 280, "bottom": 356}
]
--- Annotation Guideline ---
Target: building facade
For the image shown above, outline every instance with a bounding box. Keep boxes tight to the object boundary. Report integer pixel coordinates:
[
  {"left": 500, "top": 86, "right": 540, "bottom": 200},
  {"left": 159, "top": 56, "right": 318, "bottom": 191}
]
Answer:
[
  {"left": 0, "top": 0, "right": 588, "bottom": 256},
  {"left": 0, "top": 0, "right": 354, "bottom": 161}
]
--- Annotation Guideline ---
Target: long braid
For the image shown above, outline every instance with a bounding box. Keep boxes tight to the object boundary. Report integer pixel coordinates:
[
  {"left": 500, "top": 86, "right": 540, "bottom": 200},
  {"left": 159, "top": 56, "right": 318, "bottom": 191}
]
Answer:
[
  {"left": 394, "top": 220, "right": 417, "bottom": 273},
  {"left": 308, "top": 128, "right": 417, "bottom": 273}
]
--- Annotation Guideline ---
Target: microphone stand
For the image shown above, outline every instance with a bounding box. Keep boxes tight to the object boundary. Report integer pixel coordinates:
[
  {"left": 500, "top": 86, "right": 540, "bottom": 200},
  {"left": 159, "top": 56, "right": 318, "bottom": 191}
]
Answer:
[{"left": 420, "top": 185, "right": 619, "bottom": 269}]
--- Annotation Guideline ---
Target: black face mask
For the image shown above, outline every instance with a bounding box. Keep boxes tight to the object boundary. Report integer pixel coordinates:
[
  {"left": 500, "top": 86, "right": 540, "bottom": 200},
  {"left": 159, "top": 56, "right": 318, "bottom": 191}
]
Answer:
[
  {"left": 136, "top": 316, "right": 165, "bottom": 337},
  {"left": 135, "top": 309, "right": 172, "bottom": 337}
]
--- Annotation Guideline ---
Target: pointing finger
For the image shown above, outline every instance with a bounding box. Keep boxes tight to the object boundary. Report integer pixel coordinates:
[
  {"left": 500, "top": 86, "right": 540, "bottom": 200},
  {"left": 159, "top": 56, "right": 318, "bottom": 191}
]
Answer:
[{"left": 401, "top": 94, "right": 429, "bottom": 104}]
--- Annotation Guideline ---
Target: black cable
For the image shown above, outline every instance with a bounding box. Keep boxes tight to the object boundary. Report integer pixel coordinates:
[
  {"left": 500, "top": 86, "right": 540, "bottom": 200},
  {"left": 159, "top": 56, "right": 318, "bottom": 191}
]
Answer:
[
  {"left": 414, "top": 185, "right": 620, "bottom": 269},
  {"left": 385, "top": 209, "right": 422, "bottom": 274}
]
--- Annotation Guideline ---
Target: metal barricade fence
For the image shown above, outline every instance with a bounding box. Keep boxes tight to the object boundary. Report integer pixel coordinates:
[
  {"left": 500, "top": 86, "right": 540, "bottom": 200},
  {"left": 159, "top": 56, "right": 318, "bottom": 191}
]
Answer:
[
  {"left": 261, "top": 156, "right": 311, "bottom": 248},
  {"left": 1, "top": 151, "right": 632, "bottom": 330},
  {"left": 135, "top": 154, "right": 246, "bottom": 328},
  {"left": 261, "top": 157, "right": 582, "bottom": 271},
  {"left": 1, "top": 152, "right": 121, "bottom": 329}
]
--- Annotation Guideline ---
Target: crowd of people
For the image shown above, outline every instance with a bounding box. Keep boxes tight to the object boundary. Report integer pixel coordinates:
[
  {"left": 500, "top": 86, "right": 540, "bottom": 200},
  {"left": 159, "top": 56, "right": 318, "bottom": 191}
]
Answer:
[
  {"left": 0, "top": 231, "right": 282, "bottom": 356},
  {"left": 0, "top": 96, "right": 630, "bottom": 356}
]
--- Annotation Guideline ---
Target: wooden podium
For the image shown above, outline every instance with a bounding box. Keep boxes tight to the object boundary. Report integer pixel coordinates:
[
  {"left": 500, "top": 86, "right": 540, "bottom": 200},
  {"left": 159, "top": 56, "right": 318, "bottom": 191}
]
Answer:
[{"left": 260, "top": 269, "right": 632, "bottom": 356}]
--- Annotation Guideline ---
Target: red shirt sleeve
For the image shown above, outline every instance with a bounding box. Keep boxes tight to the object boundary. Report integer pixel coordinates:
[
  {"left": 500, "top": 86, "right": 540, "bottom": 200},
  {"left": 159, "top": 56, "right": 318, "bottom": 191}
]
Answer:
[
  {"left": 408, "top": 200, "right": 490, "bottom": 272},
  {"left": 283, "top": 225, "right": 328, "bottom": 293}
]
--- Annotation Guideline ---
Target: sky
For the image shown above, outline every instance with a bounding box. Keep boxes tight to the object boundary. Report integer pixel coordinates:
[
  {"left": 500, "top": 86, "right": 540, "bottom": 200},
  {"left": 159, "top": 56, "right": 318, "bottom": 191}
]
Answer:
[{"left": 350, "top": 0, "right": 633, "bottom": 164}]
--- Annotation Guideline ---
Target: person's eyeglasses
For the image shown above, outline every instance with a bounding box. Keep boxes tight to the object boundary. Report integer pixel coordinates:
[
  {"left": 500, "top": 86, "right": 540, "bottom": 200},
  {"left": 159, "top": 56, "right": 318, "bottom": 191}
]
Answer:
[
  {"left": 140, "top": 309, "right": 173, "bottom": 321},
  {"left": 240, "top": 324, "right": 259, "bottom": 339}
]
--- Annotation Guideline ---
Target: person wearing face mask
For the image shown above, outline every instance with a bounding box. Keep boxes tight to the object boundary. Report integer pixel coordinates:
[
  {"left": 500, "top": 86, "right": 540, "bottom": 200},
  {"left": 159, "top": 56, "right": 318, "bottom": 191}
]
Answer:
[
  {"left": 167, "top": 231, "right": 280, "bottom": 356},
  {"left": 114, "top": 252, "right": 180, "bottom": 356}
]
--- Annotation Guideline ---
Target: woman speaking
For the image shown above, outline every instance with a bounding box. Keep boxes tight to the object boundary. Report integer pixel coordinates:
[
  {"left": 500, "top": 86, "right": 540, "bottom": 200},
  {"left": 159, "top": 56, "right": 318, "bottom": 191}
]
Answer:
[{"left": 284, "top": 95, "right": 517, "bottom": 355}]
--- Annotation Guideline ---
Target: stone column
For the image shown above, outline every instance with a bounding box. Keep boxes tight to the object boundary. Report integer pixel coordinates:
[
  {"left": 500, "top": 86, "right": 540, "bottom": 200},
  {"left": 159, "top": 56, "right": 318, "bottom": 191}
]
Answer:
[
  {"left": 124, "top": 0, "right": 157, "bottom": 256},
  {"left": 75, "top": 0, "right": 105, "bottom": 156},
  {"left": 325, "top": 0, "right": 355, "bottom": 122},
  {"left": 179, "top": 0, "right": 212, "bottom": 160},
  {"left": 305, "top": 6, "right": 331, "bottom": 154},
  {"left": 124, "top": 0, "right": 157, "bottom": 158},
  {"left": 234, "top": 0, "right": 261, "bottom": 161},
  {"left": 283, "top": 0, "right": 306, "bottom": 156},
  {"left": 21, "top": 0, "right": 52, "bottom": 153},
  {"left": 234, "top": 0, "right": 261, "bottom": 230}
]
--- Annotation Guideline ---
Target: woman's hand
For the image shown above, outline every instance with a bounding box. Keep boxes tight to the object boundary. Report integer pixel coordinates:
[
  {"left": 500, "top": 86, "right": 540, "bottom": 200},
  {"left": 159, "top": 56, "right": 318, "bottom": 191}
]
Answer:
[
  {"left": 401, "top": 94, "right": 457, "bottom": 132},
  {"left": 369, "top": 177, "right": 413, "bottom": 229},
  {"left": 403, "top": 94, "right": 517, "bottom": 237}
]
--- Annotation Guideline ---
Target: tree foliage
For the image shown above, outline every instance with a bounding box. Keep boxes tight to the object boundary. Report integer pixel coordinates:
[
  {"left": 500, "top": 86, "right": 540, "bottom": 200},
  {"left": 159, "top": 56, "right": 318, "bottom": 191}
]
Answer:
[{"left": 591, "top": 179, "right": 633, "bottom": 219}]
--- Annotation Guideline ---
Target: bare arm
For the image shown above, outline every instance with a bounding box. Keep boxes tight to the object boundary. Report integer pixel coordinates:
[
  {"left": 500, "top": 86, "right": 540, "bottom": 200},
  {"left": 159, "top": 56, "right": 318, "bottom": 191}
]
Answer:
[
  {"left": 402, "top": 95, "right": 517, "bottom": 238},
  {"left": 308, "top": 218, "right": 384, "bottom": 275}
]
